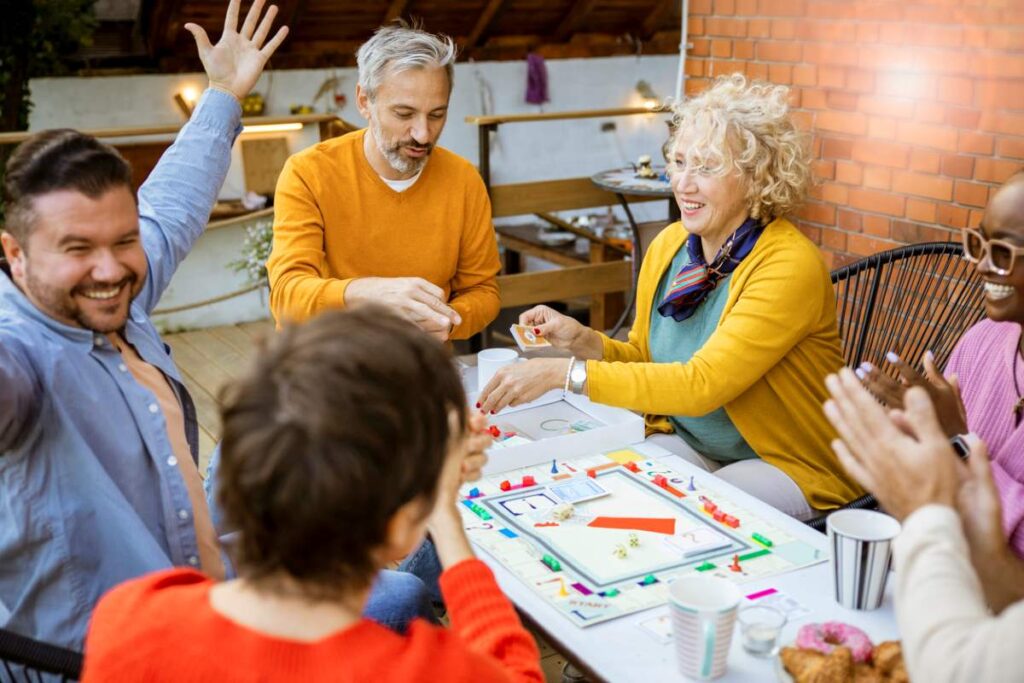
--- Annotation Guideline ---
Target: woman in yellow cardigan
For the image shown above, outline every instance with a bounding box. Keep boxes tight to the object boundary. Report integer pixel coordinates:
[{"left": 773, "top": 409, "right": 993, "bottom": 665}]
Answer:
[{"left": 478, "top": 74, "right": 862, "bottom": 518}]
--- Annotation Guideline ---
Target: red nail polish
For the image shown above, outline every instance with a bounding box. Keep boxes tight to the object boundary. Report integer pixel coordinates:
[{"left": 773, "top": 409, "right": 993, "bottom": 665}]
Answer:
[
  {"left": 533, "top": 328, "right": 541, "bottom": 334},
  {"left": 490, "top": 410, "right": 496, "bottom": 415},
  {"left": 475, "top": 402, "right": 481, "bottom": 408}
]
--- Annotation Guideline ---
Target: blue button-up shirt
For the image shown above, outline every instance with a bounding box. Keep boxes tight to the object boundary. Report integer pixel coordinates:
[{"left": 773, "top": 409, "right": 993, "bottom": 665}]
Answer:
[{"left": 0, "top": 89, "right": 241, "bottom": 649}]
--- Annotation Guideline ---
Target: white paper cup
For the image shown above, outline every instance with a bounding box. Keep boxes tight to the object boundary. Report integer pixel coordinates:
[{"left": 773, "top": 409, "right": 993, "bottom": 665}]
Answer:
[
  {"left": 669, "top": 575, "right": 741, "bottom": 680},
  {"left": 477, "top": 348, "right": 519, "bottom": 391},
  {"left": 827, "top": 509, "right": 901, "bottom": 610}
]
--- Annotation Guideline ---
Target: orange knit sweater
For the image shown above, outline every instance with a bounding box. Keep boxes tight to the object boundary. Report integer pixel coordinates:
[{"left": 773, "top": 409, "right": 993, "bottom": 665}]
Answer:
[
  {"left": 266, "top": 130, "right": 501, "bottom": 339},
  {"left": 81, "top": 559, "right": 543, "bottom": 682}
]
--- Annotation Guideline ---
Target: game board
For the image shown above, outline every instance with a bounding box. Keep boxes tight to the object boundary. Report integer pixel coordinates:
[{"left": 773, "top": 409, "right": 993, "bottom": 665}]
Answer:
[{"left": 459, "top": 448, "right": 826, "bottom": 627}]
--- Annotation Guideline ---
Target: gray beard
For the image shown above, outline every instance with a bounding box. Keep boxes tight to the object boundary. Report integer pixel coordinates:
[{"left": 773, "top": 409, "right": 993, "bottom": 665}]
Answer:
[{"left": 369, "top": 117, "right": 428, "bottom": 176}]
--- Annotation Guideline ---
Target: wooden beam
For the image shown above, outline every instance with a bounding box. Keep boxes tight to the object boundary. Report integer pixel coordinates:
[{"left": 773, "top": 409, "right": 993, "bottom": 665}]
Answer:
[
  {"left": 383, "top": 0, "right": 410, "bottom": 23},
  {"left": 641, "top": 0, "right": 677, "bottom": 40},
  {"left": 489, "top": 177, "right": 662, "bottom": 218},
  {"left": 497, "top": 261, "right": 631, "bottom": 308},
  {"left": 554, "top": 0, "right": 599, "bottom": 42},
  {"left": 466, "top": 105, "right": 669, "bottom": 127},
  {"left": 464, "top": 0, "right": 506, "bottom": 49}
]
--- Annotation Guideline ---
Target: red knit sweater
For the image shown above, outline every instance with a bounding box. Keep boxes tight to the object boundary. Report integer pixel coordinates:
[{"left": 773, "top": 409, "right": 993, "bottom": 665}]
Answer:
[{"left": 81, "top": 559, "right": 543, "bottom": 682}]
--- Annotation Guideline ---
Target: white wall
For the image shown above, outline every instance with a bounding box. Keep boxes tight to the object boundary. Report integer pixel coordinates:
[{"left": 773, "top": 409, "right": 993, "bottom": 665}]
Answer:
[{"left": 27, "top": 54, "right": 681, "bottom": 329}]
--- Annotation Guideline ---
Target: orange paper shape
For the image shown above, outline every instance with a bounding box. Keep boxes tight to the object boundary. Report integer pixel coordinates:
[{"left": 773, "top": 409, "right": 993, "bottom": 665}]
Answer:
[{"left": 587, "top": 516, "right": 676, "bottom": 535}]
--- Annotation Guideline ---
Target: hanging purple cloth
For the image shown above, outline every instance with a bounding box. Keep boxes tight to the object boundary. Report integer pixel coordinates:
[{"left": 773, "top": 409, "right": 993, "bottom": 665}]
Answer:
[{"left": 525, "top": 53, "right": 549, "bottom": 105}]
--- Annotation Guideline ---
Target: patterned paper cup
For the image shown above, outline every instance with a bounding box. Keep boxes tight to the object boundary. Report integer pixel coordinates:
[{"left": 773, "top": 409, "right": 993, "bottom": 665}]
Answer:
[
  {"left": 669, "top": 575, "right": 742, "bottom": 680},
  {"left": 827, "top": 509, "right": 901, "bottom": 610}
]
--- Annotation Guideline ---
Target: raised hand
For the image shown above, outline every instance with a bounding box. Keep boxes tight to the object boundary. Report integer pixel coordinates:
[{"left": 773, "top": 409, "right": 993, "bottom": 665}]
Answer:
[
  {"left": 857, "top": 350, "right": 968, "bottom": 437},
  {"left": 184, "top": 0, "right": 289, "bottom": 101}
]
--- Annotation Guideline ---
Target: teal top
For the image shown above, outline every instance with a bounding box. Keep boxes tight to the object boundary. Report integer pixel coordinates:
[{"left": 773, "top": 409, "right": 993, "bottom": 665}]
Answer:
[{"left": 648, "top": 244, "right": 760, "bottom": 463}]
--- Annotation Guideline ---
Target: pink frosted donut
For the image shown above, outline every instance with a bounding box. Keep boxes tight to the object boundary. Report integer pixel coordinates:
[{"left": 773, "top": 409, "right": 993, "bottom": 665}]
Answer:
[{"left": 795, "top": 622, "right": 874, "bottom": 663}]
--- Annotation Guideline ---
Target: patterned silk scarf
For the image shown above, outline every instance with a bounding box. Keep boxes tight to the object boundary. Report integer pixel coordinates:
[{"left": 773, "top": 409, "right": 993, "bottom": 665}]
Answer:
[{"left": 657, "top": 217, "right": 765, "bottom": 322}]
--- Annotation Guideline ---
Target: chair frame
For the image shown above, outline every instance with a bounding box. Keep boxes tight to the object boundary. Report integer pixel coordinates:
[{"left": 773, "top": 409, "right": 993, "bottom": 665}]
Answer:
[{"left": 0, "top": 628, "right": 83, "bottom": 682}]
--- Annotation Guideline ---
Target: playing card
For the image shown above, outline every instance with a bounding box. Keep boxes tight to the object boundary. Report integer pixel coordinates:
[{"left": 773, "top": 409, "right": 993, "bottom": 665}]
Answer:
[{"left": 510, "top": 324, "right": 552, "bottom": 351}]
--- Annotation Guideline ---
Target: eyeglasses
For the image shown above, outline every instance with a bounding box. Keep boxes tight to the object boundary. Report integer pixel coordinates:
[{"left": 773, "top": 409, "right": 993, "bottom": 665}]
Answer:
[{"left": 962, "top": 228, "right": 1024, "bottom": 276}]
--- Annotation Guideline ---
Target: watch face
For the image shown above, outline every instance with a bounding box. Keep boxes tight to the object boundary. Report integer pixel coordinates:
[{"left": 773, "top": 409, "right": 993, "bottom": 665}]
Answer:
[{"left": 570, "top": 364, "right": 587, "bottom": 383}]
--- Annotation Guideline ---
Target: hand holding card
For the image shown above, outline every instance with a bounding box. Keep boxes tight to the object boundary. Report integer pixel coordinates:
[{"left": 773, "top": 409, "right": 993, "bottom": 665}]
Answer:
[{"left": 511, "top": 324, "right": 553, "bottom": 352}]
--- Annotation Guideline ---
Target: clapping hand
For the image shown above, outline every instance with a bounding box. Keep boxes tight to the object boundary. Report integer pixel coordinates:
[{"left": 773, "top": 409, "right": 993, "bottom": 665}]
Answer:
[
  {"left": 185, "top": 0, "right": 289, "bottom": 101},
  {"left": 857, "top": 350, "right": 968, "bottom": 437}
]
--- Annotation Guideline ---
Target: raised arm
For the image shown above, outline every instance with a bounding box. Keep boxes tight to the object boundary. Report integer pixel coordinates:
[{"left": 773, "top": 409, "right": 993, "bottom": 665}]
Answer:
[
  {"left": 135, "top": 0, "right": 287, "bottom": 311},
  {"left": 448, "top": 177, "right": 500, "bottom": 340}
]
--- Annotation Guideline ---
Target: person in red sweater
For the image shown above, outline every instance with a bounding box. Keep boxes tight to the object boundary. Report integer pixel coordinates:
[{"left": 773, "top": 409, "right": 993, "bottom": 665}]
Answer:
[{"left": 81, "top": 307, "right": 543, "bottom": 682}]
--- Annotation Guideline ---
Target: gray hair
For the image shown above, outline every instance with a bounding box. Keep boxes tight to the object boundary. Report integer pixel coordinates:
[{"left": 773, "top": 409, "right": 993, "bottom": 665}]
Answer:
[{"left": 356, "top": 24, "right": 457, "bottom": 100}]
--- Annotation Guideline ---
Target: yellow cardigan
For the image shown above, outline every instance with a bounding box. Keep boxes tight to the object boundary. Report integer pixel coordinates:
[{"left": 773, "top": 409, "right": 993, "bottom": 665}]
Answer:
[{"left": 587, "top": 218, "right": 864, "bottom": 510}]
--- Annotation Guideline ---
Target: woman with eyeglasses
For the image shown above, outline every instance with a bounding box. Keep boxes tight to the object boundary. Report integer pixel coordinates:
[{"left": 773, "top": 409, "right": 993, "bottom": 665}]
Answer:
[
  {"left": 475, "top": 74, "right": 864, "bottom": 520},
  {"left": 858, "top": 170, "right": 1024, "bottom": 559}
]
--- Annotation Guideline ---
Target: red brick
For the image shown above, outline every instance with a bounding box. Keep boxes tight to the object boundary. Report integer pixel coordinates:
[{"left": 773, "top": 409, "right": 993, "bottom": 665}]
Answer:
[
  {"left": 758, "top": 0, "right": 806, "bottom": 16},
  {"left": 936, "top": 204, "right": 970, "bottom": 229},
  {"left": 747, "top": 18, "right": 771, "bottom": 38},
  {"left": 711, "top": 39, "right": 732, "bottom": 58},
  {"left": 988, "top": 28, "right": 1024, "bottom": 51},
  {"left": 838, "top": 209, "right": 861, "bottom": 231},
  {"left": 821, "top": 227, "right": 847, "bottom": 251},
  {"left": 868, "top": 117, "right": 897, "bottom": 140},
  {"left": 685, "top": 78, "right": 711, "bottom": 96},
  {"left": 799, "top": 201, "right": 836, "bottom": 225},
  {"left": 706, "top": 17, "right": 747, "bottom": 37},
  {"left": 791, "top": 110, "right": 813, "bottom": 131},
  {"left": 690, "top": 39, "right": 711, "bottom": 57},
  {"left": 905, "top": 5, "right": 958, "bottom": 25},
  {"left": 690, "top": 0, "right": 713, "bottom": 13},
  {"left": 968, "top": 210, "right": 984, "bottom": 229},
  {"left": 980, "top": 54, "right": 1024, "bottom": 80},
  {"left": 806, "top": 0, "right": 854, "bottom": 19},
  {"left": 963, "top": 26, "right": 986, "bottom": 49},
  {"left": 975, "top": 158, "right": 1021, "bottom": 184},
  {"left": 821, "top": 137, "right": 853, "bottom": 160},
  {"left": 849, "top": 187, "right": 905, "bottom": 216},
  {"left": 769, "top": 63, "right": 793, "bottom": 84},
  {"left": 788, "top": 88, "right": 802, "bottom": 108},
  {"left": 744, "top": 62, "right": 770, "bottom": 80},
  {"left": 954, "top": 181, "right": 990, "bottom": 208},
  {"left": 906, "top": 199, "right": 937, "bottom": 224},
  {"left": 796, "top": 21, "right": 850, "bottom": 43},
  {"left": 996, "top": 137, "right": 1024, "bottom": 160},
  {"left": 709, "top": 59, "right": 745, "bottom": 77},
  {"left": 735, "top": 0, "right": 757, "bottom": 13},
  {"left": 864, "top": 166, "right": 892, "bottom": 190},
  {"left": 878, "top": 23, "right": 906, "bottom": 44},
  {"left": 792, "top": 64, "right": 816, "bottom": 87},
  {"left": 878, "top": 73, "right": 936, "bottom": 100},
  {"left": 715, "top": 0, "right": 736, "bottom": 13},
  {"left": 836, "top": 161, "right": 863, "bottom": 185},
  {"left": 958, "top": 131, "right": 995, "bottom": 155},
  {"left": 758, "top": 41, "right": 802, "bottom": 63},
  {"left": 685, "top": 59, "right": 706, "bottom": 77},
  {"left": 852, "top": 139, "right": 910, "bottom": 169},
  {"left": 938, "top": 76, "right": 974, "bottom": 107},
  {"left": 909, "top": 150, "right": 941, "bottom": 174},
  {"left": 916, "top": 103, "right": 946, "bottom": 125},
  {"left": 856, "top": 22, "right": 879, "bottom": 44},
  {"left": 896, "top": 121, "right": 959, "bottom": 153},
  {"left": 846, "top": 69, "right": 874, "bottom": 94},
  {"left": 733, "top": 40, "right": 755, "bottom": 60},
  {"left": 858, "top": 96, "right": 915, "bottom": 119},
  {"left": 848, "top": 234, "right": 897, "bottom": 256},
  {"left": 946, "top": 108, "right": 982, "bottom": 130},
  {"left": 771, "top": 19, "right": 798, "bottom": 40},
  {"left": 689, "top": 17, "right": 706, "bottom": 36},
  {"left": 855, "top": 3, "right": 903, "bottom": 20},
  {"left": 801, "top": 88, "right": 827, "bottom": 110},
  {"left": 813, "top": 159, "right": 835, "bottom": 180},
  {"left": 817, "top": 110, "right": 867, "bottom": 136},
  {"left": 818, "top": 66, "right": 845, "bottom": 89},
  {"left": 941, "top": 155, "right": 975, "bottom": 179},
  {"left": 980, "top": 112, "right": 1024, "bottom": 137},
  {"left": 892, "top": 171, "right": 954, "bottom": 201},
  {"left": 912, "top": 25, "right": 965, "bottom": 48},
  {"left": 805, "top": 43, "right": 859, "bottom": 67},
  {"left": 820, "top": 181, "right": 849, "bottom": 204},
  {"left": 863, "top": 215, "right": 890, "bottom": 238},
  {"left": 826, "top": 90, "right": 859, "bottom": 111}
]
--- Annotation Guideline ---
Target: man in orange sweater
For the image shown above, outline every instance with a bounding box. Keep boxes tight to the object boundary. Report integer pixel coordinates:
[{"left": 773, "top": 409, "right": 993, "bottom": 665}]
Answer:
[
  {"left": 82, "top": 308, "right": 542, "bottom": 682},
  {"left": 266, "top": 24, "right": 501, "bottom": 341}
]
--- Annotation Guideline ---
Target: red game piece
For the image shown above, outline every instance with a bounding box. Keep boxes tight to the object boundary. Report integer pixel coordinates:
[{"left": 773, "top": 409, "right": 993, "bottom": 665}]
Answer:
[
  {"left": 587, "top": 468, "right": 598, "bottom": 478},
  {"left": 703, "top": 501, "right": 718, "bottom": 514},
  {"left": 499, "top": 480, "right": 512, "bottom": 491},
  {"left": 504, "top": 431, "right": 516, "bottom": 438},
  {"left": 653, "top": 474, "right": 669, "bottom": 488},
  {"left": 522, "top": 475, "right": 536, "bottom": 487},
  {"left": 623, "top": 462, "right": 640, "bottom": 473},
  {"left": 729, "top": 554, "right": 742, "bottom": 572},
  {"left": 488, "top": 425, "right": 501, "bottom": 437},
  {"left": 713, "top": 510, "right": 727, "bottom": 522},
  {"left": 722, "top": 515, "right": 740, "bottom": 528}
]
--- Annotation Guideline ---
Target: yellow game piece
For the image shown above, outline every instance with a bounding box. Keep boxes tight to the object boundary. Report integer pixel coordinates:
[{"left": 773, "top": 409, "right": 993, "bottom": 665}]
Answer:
[{"left": 558, "top": 578, "right": 569, "bottom": 597}]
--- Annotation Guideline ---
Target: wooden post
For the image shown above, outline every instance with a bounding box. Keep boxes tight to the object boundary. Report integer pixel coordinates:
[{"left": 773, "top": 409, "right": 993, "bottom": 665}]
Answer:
[{"left": 588, "top": 242, "right": 626, "bottom": 332}]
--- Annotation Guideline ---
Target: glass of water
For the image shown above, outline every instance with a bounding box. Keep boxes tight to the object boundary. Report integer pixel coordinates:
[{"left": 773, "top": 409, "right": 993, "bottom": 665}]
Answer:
[{"left": 737, "top": 604, "right": 787, "bottom": 657}]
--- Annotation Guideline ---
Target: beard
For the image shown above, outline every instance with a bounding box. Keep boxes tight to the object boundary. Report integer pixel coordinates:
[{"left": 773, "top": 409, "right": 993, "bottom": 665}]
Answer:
[
  {"left": 368, "top": 114, "right": 433, "bottom": 176},
  {"left": 24, "top": 267, "right": 139, "bottom": 333}
]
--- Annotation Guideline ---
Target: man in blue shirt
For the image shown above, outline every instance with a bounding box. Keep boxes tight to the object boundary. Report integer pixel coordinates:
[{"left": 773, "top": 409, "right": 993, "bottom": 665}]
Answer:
[{"left": 0, "top": 0, "right": 432, "bottom": 650}]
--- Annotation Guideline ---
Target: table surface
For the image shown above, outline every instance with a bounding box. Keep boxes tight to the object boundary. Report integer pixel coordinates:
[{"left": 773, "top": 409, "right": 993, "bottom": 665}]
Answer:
[
  {"left": 591, "top": 166, "right": 673, "bottom": 198},
  {"left": 458, "top": 358, "right": 899, "bottom": 683}
]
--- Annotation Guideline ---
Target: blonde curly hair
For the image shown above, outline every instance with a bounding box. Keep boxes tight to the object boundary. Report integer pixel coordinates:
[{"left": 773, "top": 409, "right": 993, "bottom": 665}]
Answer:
[{"left": 669, "top": 73, "right": 811, "bottom": 221}]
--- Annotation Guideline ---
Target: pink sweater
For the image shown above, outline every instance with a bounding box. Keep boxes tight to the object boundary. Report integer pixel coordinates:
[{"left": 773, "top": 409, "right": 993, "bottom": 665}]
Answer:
[{"left": 946, "top": 319, "right": 1024, "bottom": 558}]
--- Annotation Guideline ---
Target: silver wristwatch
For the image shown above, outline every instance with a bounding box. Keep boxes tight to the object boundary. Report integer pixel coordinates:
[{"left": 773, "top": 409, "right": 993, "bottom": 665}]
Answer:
[{"left": 569, "top": 359, "right": 588, "bottom": 394}]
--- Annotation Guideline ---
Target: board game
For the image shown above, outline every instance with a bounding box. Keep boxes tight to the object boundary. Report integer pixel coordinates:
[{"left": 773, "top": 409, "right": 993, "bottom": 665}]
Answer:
[{"left": 459, "top": 448, "right": 826, "bottom": 627}]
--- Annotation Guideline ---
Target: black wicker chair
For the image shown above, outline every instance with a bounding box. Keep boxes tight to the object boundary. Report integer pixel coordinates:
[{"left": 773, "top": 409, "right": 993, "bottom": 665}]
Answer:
[
  {"left": 0, "top": 628, "right": 83, "bottom": 682},
  {"left": 804, "top": 241, "right": 985, "bottom": 533}
]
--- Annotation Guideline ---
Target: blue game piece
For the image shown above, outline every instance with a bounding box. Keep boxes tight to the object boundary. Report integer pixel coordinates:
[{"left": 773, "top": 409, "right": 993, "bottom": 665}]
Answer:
[
  {"left": 468, "top": 487, "right": 481, "bottom": 498},
  {"left": 550, "top": 459, "right": 558, "bottom": 474},
  {"left": 687, "top": 476, "right": 696, "bottom": 492}
]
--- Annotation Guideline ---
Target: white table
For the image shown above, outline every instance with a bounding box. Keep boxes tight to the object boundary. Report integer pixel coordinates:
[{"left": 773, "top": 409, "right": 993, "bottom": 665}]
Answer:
[{"left": 474, "top": 441, "right": 900, "bottom": 682}]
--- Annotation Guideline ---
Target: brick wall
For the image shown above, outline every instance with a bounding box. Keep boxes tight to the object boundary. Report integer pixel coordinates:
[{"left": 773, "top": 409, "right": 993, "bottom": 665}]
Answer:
[{"left": 682, "top": 0, "right": 1024, "bottom": 267}]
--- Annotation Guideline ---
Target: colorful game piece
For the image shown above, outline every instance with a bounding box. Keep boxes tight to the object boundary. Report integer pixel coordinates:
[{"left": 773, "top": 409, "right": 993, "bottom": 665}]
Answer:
[
  {"left": 729, "top": 554, "right": 742, "bottom": 572},
  {"left": 461, "top": 499, "right": 492, "bottom": 521},
  {"left": 653, "top": 474, "right": 669, "bottom": 488},
  {"left": 713, "top": 510, "right": 727, "bottom": 523},
  {"left": 602, "top": 588, "right": 620, "bottom": 598},
  {"left": 738, "top": 549, "right": 772, "bottom": 561},
  {"left": 613, "top": 544, "right": 628, "bottom": 559},
  {"left": 752, "top": 533, "right": 774, "bottom": 547},
  {"left": 695, "top": 561, "right": 717, "bottom": 572},
  {"left": 522, "top": 475, "right": 536, "bottom": 487},
  {"left": 541, "top": 554, "right": 562, "bottom": 571},
  {"left": 552, "top": 503, "right": 575, "bottom": 521},
  {"left": 623, "top": 461, "right": 640, "bottom": 473},
  {"left": 722, "top": 514, "right": 740, "bottom": 528},
  {"left": 571, "top": 582, "right": 593, "bottom": 596},
  {"left": 488, "top": 425, "right": 501, "bottom": 437},
  {"left": 503, "top": 431, "right": 516, "bottom": 438},
  {"left": 499, "top": 480, "right": 511, "bottom": 491},
  {"left": 628, "top": 533, "right": 640, "bottom": 548},
  {"left": 467, "top": 487, "right": 481, "bottom": 498},
  {"left": 550, "top": 459, "right": 558, "bottom": 474},
  {"left": 558, "top": 578, "right": 569, "bottom": 597},
  {"left": 640, "top": 574, "right": 658, "bottom": 586},
  {"left": 587, "top": 468, "right": 597, "bottom": 478},
  {"left": 687, "top": 476, "right": 696, "bottom": 491}
]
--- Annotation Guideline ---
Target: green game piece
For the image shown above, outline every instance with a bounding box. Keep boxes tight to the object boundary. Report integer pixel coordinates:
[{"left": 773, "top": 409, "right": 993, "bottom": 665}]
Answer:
[
  {"left": 695, "top": 561, "right": 716, "bottom": 572},
  {"left": 752, "top": 533, "right": 773, "bottom": 547},
  {"left": 640, "top": 574, "right": 657, "bottom": 585},
  {"left": 469, "top": 503, "right": 492, "bottom": 521},
  {"left": 738, "top": 549, "right": 771, "bottom": 562},
  {"left": 542, "top": 554, "right": 562, "bottom": 571},
  {"left": 603, "top": 588, "right": 620, "bottom": 597}
]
